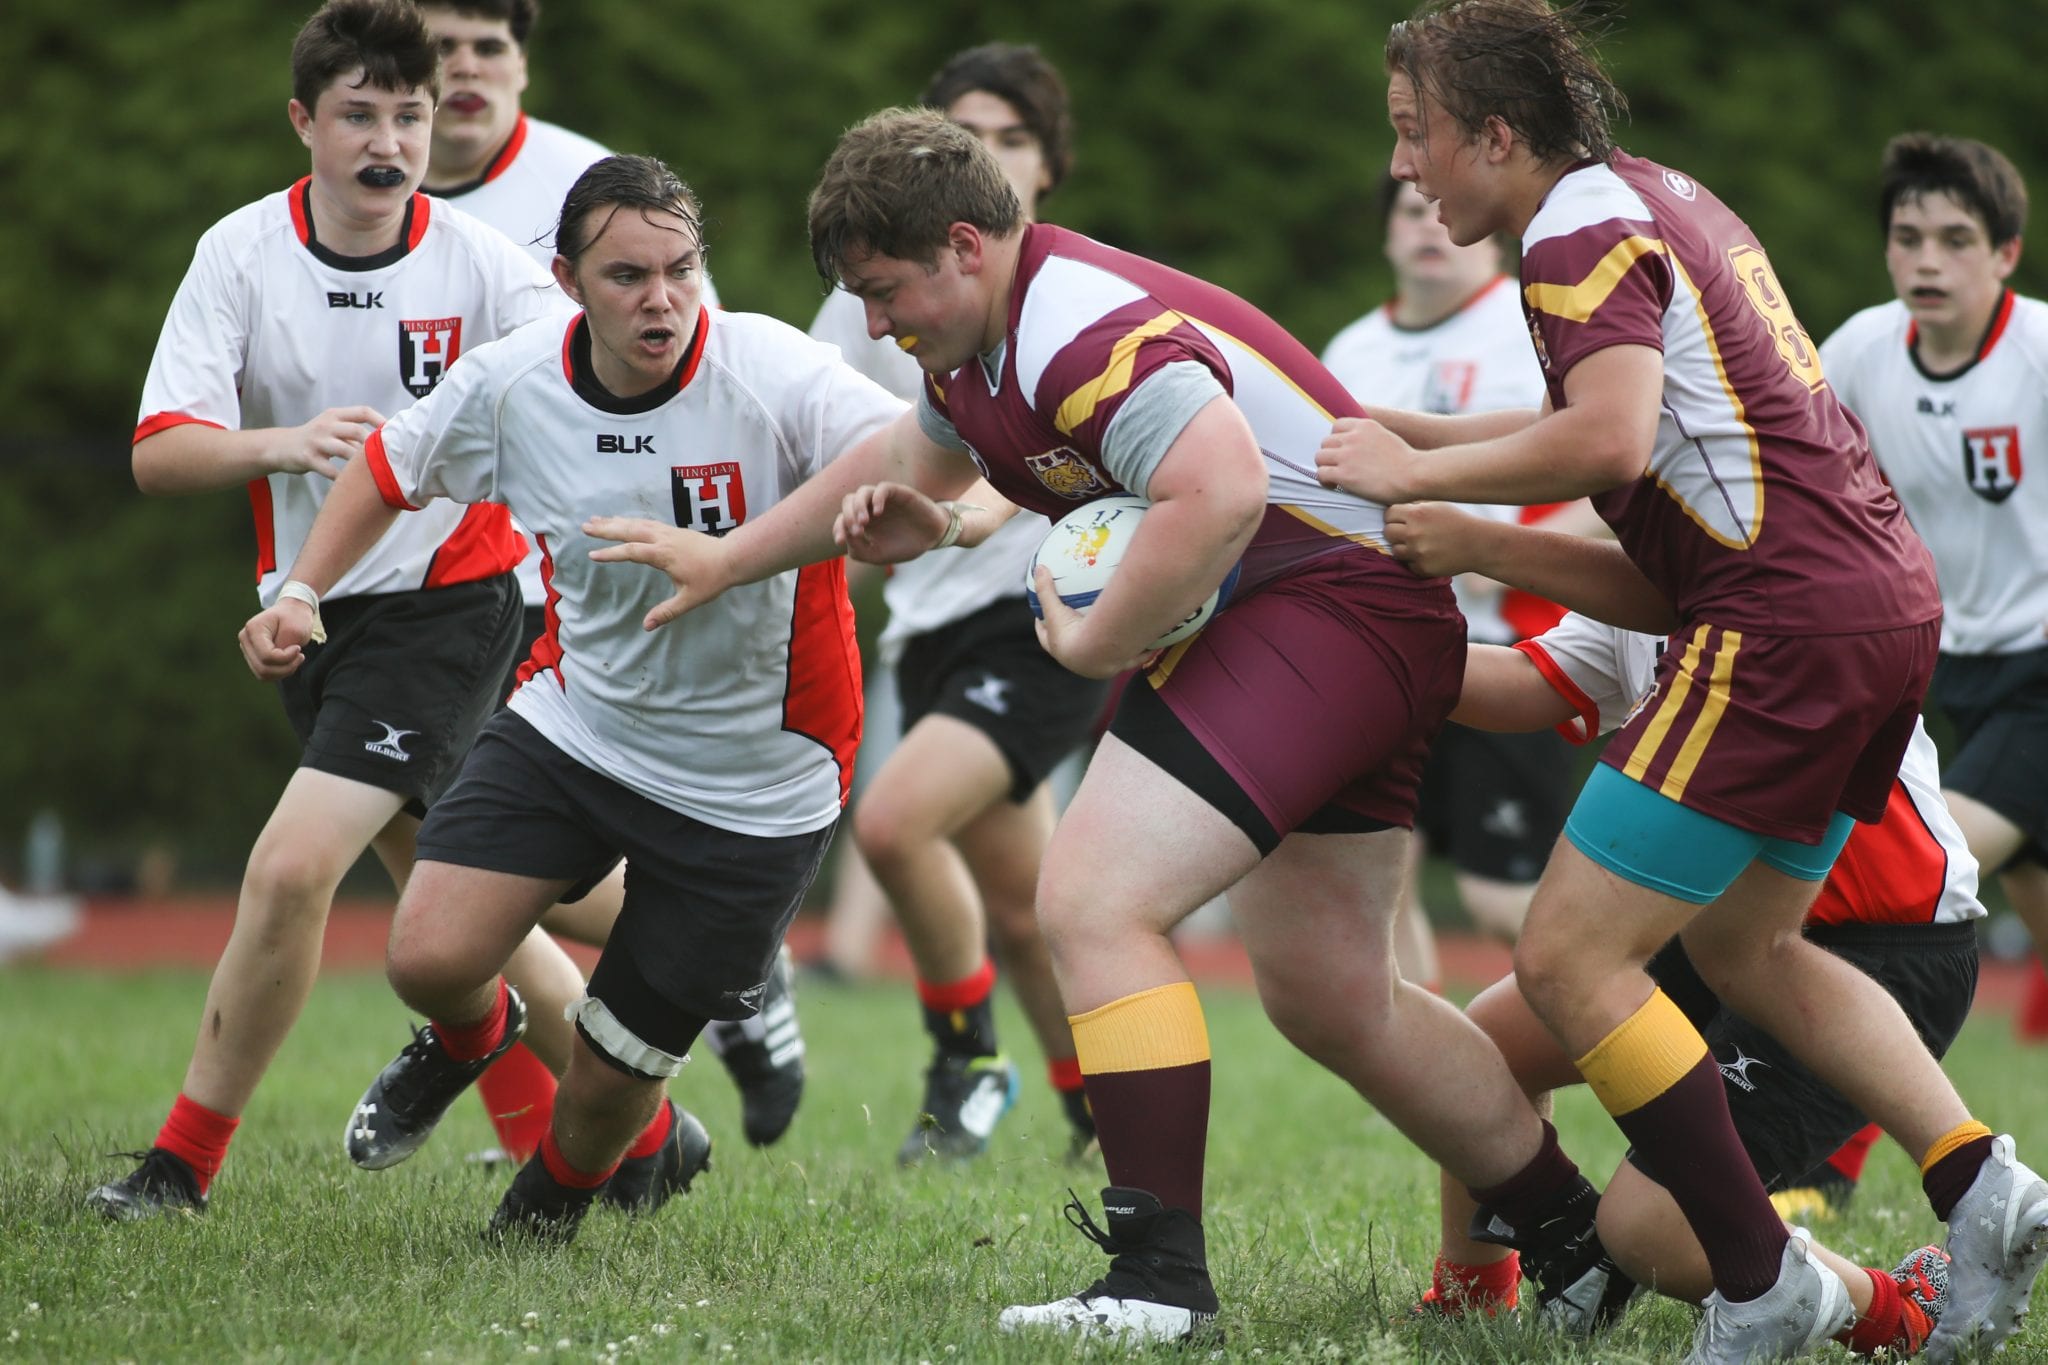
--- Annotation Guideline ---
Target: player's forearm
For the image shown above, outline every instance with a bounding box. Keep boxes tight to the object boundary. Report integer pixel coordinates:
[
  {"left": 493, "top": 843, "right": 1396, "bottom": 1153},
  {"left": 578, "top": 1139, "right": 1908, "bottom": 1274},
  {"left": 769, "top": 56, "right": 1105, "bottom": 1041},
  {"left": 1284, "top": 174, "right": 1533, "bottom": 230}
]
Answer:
[
  {"left": 1079, "top": 481, "right": 1260, "bottom": 665},
  {"left": 1467, "top": 527, "right": 1678, "bottom": 636},
  {"left": 1403, "top": 405, "right": 1644, "bottom": 505},
  {"left": 948, "top": 479, "right": 1022, "bottom": 549},
  {"left": 721, "top": 414, "right": 931, "bottom": 585},
  {"left": 1365, "top": 405, "right": 1540, "bottom": 451},
  {"left": 1450, "top": 644, "right": 1575, "bottom": 733},
  {"left": 132, "top": 424, "right": 295, "bottom": 496},
  {"left": 282, "top": 457, "right": 401, "bottom": 596}
]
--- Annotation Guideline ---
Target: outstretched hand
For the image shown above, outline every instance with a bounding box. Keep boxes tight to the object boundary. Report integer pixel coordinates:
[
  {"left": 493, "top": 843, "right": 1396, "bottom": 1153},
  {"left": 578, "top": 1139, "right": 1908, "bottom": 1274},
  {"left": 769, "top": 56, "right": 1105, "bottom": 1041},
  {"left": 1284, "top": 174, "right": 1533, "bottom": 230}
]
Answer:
[
  {"left": 583, "top": 516, "right": 733, "bottom": 630},
  {"left": 834, "top": 482, "right": 949, "bottom": 564},
  {"left": 279, "top": 405, "right": 386, "bottom": 478},
  {"left": 239, "top": 600, "right": 317, "bottom": 680}
]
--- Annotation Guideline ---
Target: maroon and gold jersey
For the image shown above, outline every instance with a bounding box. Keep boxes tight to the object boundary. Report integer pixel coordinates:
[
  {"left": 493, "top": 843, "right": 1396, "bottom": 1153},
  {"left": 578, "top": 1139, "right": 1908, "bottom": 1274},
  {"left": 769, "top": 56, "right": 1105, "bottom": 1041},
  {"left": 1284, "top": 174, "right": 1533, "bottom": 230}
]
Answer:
[
  {"left": 917, "top": 224, "right": 1424, "bottom": 595},
  {"left": 1520, "top": 154, "right": 1940, "bottom": 633}
]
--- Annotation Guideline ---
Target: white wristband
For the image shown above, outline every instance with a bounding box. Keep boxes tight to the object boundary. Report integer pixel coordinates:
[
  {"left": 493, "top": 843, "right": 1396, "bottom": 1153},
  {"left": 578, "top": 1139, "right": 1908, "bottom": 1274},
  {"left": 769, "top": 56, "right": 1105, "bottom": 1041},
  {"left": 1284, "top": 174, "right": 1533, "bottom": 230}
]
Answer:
[
  {"left": 933, "top": 501, "right": 982, "bottom": 551},
  {"left": 276, "top": 579, "right": 328, "bottom": 644}
]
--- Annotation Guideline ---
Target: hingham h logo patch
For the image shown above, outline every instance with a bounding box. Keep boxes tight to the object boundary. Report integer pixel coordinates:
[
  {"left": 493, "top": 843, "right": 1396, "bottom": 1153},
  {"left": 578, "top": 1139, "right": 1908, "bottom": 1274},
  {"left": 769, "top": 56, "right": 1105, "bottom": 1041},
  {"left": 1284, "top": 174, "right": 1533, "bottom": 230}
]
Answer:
[
  {"left": 399, "top": 316, "right": 462, "bottom": 397},
  {"left": 672, "top": 461, "right": 747, "bottom": 536},
  {"left": 1963, "top": 425, "right": 2022, "bottom": 503}
]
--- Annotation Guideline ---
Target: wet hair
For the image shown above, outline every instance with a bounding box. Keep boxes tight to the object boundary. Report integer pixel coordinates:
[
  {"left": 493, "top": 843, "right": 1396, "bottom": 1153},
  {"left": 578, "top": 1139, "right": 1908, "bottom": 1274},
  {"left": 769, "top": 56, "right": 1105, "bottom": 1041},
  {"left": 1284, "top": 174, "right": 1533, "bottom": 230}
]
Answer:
[
  {"left": 1384, "top": 0, "right": 1626, "bottom": 168},
  {"left": 921, "top": 42, "right": 1075, "bottom": 197},
  {"left": 1880, "top": 133, "right": 2029, "bottom": 248},
  {"left": 808, "top": 107, "right": 1022, "bottom": 286},
  {"left": 411, "top": 0, "right": 539, "bottom": 47},
  {"left": 291, "top": 0, "right": 441, "bottom": 113},
  {"left": 554, "top": 154, "right": 705, "bottom": 263}
]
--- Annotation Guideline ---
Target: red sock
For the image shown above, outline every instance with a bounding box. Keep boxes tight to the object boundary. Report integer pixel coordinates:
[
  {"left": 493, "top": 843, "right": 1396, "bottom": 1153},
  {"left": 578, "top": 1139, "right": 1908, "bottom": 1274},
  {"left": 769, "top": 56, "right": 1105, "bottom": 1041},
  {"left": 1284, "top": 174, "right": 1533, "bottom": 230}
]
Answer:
[
  {"left": 2020, "top": 957, "right": 2048, "bottom": 1041},
  {"left": 538, "top": 1126, "right": 618, "bottom": 1189},
  {"left": 1834, "top": 1265, "right": 1930, "bottom": 1357},
  {"left": 1421, "top": 1252, "right": 1520, "bottom": 1315},
  {"left": 475, "top": 1042, "right": 556, "bottom": 1163},
  {"left": 916, "top": 959, "right": 996, "bottom": 1011},
  {"left": 624, "top": 1101, "right": 674, "bottom": 1159},
  {"left": 1826, "top": 1122, "right": 1882, "bottom": 1183},
  {"left": 1048, "top": 1056, "right": 1084, "bottom": 1094},
  {"left": 435, "top": 979, "right": 509, "bottom": 1062},
  {"left": 155, "top": 1093, "right": 240, "bottom": 1194}
]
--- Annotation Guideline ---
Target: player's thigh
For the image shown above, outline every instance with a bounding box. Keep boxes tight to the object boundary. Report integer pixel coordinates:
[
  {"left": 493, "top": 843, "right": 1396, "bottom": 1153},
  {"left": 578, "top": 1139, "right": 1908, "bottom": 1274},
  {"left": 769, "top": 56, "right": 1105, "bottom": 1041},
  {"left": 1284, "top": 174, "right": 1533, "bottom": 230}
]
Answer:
[
  {"left": 390, "top": 861, "right": 572, "bottom": 989},
  {"left": 953, "top": 782, "right": 1058, "bottom": 913},
  {"left": 1231, "top": 825, "right": 1410, "bottom": 1018},
  {"left": 1677, "top": 857, "right": 1841, "bottom": 992},
  {"left": 1036, "top": 732, "right": 1262, "bottom": 945},
  {"left": 855, "top": 714, "right": 1014, "bottom": 854},
  {"left": 246, "top": 767, "right": 410, "bottom": 897},
  {"left": 1463, "top": 972, "right": 1583, "bottom": 1095},
  {"left": 1945, "top": 787, "right": 2030, "bottom": 870}
]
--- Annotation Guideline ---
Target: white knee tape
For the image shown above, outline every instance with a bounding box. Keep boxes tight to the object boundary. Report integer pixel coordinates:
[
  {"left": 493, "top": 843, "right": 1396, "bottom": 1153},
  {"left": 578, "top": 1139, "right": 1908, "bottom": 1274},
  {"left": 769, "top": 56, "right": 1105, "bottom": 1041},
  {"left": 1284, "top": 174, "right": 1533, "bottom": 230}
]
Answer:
[{"left": 566, "top": 994, "right": 688, "bottom": 1078}]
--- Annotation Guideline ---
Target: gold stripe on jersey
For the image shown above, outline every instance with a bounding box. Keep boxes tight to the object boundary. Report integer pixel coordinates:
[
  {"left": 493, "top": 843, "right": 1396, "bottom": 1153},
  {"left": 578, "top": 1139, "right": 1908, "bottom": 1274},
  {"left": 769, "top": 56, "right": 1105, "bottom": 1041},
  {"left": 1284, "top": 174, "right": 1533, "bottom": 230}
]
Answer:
[
  {"left": 1621, "top": 623, "right": 1709, "bottom": 783},
  {"left": 1523, "top": 235, "right": 1666, "bottom": 323},
  {"left": 1146, "top": 634, "right": 1201, "bottom": 686},
  {"left": 1659, "top": 628, "right": 1740, "bottom": 801},
  {"left": 1277, "top": 502, "right": 1389, "bottom": 553},
  {"left": 1655, "top": 253, "right": 1764, "bottom": 550},
  {"left": 1192, "top": 320, "right": 1336, "bottom": 421},
  {"left": 1054, "top": 310, "right": 1186, "bottom": 436}
]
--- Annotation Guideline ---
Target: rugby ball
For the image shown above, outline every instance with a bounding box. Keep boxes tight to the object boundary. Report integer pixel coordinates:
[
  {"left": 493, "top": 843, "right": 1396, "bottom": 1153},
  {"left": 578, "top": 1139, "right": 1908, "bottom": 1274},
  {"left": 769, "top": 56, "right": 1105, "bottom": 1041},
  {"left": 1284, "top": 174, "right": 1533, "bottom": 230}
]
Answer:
[{"left": 1025, "top": 494, "right": 1241, "bottom": 650}]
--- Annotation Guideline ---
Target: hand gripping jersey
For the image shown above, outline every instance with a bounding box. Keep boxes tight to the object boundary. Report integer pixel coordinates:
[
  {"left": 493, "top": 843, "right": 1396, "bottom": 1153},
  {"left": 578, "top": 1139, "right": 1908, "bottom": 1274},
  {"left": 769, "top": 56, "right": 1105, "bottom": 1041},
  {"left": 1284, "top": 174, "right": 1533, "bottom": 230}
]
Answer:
[
  {"left": 916, "top": 224, "right": 1425, "bottom": 597},
  {"left": 135, "top": 180, "right": 563, "bottom": 606},
  {"left": 1520, "top": 155, "right": 1940, "bottom": 633},
  {"left": 366, "top": 307, "right": 903, "bottom": 837},
  {"left": 1519, "top": 612, "right": 1982, "bottom": 927},
  {"left": 1322, "top": 276, "right": 1559, "bottom": 643},
  {"left": 809, "top": 286, "right": 1048, "bottom": 661},
  {"left": 1823, "top": 291, "right": 2048, "bottom": 655}
]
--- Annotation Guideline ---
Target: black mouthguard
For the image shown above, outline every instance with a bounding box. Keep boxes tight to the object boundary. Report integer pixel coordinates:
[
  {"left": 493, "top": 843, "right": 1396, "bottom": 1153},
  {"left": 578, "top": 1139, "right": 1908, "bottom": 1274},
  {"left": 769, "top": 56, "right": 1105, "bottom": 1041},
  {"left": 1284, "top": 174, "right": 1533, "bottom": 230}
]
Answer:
[{"left": 357, "top": 166, "right": 406, "bottom": 189}]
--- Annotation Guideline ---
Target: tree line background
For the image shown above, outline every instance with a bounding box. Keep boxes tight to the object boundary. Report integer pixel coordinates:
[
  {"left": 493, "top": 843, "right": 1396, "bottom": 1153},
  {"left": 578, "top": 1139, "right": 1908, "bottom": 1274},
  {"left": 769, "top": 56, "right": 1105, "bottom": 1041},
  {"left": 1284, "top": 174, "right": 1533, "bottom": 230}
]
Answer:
[{"left": 2, "top": 0, "right": 2045, "bottom": 887}]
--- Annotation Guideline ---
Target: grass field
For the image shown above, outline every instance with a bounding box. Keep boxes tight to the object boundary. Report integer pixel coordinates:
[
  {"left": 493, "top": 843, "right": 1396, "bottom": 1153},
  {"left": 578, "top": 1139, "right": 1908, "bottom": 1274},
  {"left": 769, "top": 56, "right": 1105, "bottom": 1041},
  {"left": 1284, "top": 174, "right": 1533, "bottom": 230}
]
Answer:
[{"left": 1, "top": 966, "right": 2041, "bottom": 1362}]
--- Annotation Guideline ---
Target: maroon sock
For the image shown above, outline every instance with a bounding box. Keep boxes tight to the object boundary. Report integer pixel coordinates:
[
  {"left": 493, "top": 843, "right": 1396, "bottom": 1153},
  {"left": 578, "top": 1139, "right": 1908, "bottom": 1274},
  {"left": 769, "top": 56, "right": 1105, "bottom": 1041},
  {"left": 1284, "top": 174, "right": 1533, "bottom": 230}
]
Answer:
[
  {"left": 435, "top": 979, "right": 510, "bottom": 1062},
  {"left": 1468, "top": 1120, "right": 1585, "bottom": 1233},
  {"left": 155, "top": 1093, "right": 240, "bottom": 1194},
  {"left": 1083, "top": 1061, "right": 1210, "bottom": 1217},
  {"left": 1614, "top": 1054, "right": 1788, "bottom": 1301},
  {"left": 1924, "top": 1134, "right": 1995, "bottom": 1221}
]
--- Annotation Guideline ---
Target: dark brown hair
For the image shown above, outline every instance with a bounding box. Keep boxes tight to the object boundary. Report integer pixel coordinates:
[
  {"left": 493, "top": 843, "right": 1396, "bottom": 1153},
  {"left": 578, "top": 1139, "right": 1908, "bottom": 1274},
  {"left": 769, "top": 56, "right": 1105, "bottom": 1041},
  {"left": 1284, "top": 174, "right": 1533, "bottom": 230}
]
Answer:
[
  {"left": 1385, "top": 0, "right": 1625, "bottom": 167},
  {"left": 412, "top": 0, "right": 539, "bottom": 47},
  {"left": 922, "top": 43, "right": 1075, "bottom": 197},
  {"left": 556, "top": 154, "right": 704, "bottom": 262},
  {"left": 1881, "top": 133, "right": 2029, "bottom": 248},
  {"left": 808, "top": 108, "right": 1022, "bottom": 285},
  {"left": 291, "top": 0, "right": 440, "bottom": 112}
]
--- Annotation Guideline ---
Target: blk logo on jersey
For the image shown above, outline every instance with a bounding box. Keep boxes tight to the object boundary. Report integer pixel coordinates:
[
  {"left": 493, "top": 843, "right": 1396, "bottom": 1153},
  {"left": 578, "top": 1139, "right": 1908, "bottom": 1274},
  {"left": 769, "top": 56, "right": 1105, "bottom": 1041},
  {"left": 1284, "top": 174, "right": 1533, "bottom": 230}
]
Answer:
[
  {"left": 598, "top": 434, "right": 656, "bottom": 454},
  {"left": 1962, "top": 425, "right": 2022, "bottom": 502},
  {"left": 1025, "top": 445, "right": 1112, "bottom": 499},
  {"left": 328, "top": 291, "right": 383, "bottom": 309},
  {"left": 399, "top": 316, "right": 462, "bottom": 397},
  {"left": 672, "top": 461, "right": 747, "bottom": 535}
]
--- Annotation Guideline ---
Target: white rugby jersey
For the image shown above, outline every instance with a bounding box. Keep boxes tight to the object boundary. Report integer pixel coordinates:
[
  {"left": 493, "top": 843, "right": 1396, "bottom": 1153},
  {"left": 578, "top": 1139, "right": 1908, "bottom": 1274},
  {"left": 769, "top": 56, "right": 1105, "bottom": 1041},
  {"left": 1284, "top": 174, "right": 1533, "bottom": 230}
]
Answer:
[
  {"left": 1823, "top": 292, "right": 2048, "bottom": 655},
  {"left": 1518, "top": 612, "right": 1981, "bottom": 926},
  {"left": 136, "top": 179, "right": 562, "bottom": 606},
  {"left": 436, "top": 114, "right": 721, "bottom": 611},
  {"left": 366, "top": 307, "right": 902, "bottom": 836},
  {"left": 1323, "top": 277, "right": 1550, "bottom": 643},
  {"left": 809, "top": 285, "right": 1045, "bottom": 657}
]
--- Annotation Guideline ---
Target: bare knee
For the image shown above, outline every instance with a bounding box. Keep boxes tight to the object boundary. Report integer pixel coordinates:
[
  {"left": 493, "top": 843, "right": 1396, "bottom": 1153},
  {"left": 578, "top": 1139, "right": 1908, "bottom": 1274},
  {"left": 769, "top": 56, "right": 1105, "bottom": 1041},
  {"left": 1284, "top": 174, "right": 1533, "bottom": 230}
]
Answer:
[
  {"left": 851, "top": 790, "right": 926, "bottom": 875},
  {"left": 241, "top": 837, "right": 349, "bottom": 919},
  {"left": 386, "top": 915, "right": 493, "bottom": 1015},
  {"left": 1511, "top": 926, "right": 1581, "bottom": 1024}
]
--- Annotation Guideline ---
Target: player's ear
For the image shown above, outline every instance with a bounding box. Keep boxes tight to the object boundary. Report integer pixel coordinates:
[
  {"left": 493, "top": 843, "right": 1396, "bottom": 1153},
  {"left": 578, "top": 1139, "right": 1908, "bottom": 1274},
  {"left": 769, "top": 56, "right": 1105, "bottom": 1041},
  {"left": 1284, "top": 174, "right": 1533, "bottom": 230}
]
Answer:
[
  {"left": 288, "top": 98, "right": 315, "bottom": 147},
  {"left": 948, "top": 222, "right": 984, "bottom": 274},
  {"left": 551, "top": 254, "right": 584, "bottom": 303},
  {"left": 1481, "top": 113, "right": 1516, "bottom": 165},
  {"left": 1994, "top": 235, "right": 2023, "bottom": 280}
]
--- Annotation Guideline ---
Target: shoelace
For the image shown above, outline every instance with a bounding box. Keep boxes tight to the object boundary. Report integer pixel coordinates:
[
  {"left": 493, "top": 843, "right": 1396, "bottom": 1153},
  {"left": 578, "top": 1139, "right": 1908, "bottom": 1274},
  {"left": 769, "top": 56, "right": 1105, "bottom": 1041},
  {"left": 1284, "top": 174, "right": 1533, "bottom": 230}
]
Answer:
[{"left": 1062, "top": 1189, "right": 1130, "bottom": 1255}]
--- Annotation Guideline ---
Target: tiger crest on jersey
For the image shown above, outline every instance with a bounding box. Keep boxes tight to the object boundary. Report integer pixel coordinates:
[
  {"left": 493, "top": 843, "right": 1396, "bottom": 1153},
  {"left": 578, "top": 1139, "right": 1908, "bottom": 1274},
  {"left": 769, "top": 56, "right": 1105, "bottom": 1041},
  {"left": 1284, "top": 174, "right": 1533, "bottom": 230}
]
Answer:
[
  {"left": 1024, "top": 445, "right": 1112, "bottom": 499},
  {"left": 399, "top": 316, "right": 463, "bottom": 397}
]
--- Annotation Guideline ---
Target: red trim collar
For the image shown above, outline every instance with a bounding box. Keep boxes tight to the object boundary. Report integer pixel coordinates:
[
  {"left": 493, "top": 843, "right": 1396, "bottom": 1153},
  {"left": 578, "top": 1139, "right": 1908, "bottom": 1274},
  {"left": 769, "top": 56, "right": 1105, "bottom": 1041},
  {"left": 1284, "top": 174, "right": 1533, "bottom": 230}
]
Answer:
[
  {"left": 480, "top": 114, "right": 530, "bottom": 186},
  {"left": 1905, "top": 287, "right": 2015, "bottom": 363}
]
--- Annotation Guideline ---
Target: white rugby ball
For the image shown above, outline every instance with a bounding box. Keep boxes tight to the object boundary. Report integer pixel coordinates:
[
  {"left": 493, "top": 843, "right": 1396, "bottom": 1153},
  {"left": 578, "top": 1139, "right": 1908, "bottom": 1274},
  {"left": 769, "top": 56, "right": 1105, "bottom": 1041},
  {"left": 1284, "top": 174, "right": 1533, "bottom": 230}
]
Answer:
[{"left": 1025, "top": 494, "right": 1241, "bottom": 650}]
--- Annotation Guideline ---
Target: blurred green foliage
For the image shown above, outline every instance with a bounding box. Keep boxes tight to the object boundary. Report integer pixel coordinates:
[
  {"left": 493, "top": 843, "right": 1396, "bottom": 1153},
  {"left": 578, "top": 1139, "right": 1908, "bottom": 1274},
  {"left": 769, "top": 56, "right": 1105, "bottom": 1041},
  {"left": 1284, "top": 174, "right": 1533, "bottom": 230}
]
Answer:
[{"left": 3, "top": 0, "right": 2046, "bottom": 879}]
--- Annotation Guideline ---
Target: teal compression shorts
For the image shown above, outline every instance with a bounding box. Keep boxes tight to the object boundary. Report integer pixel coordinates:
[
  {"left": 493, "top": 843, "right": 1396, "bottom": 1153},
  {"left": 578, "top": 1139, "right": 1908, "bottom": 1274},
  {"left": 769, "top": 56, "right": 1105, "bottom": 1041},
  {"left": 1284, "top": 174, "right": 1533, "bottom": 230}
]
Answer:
[{"left": 1563, "top": 763, "right": 1857, "bottom": 905}]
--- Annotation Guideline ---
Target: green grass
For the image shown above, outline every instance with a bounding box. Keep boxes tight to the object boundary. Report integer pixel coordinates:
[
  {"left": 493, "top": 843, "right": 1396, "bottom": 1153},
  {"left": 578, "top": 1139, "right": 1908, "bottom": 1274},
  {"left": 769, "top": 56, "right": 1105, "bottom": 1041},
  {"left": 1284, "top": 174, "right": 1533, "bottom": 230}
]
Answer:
[{"left": 0, "top": 966, "right": 2040, "bottom": 1362}]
